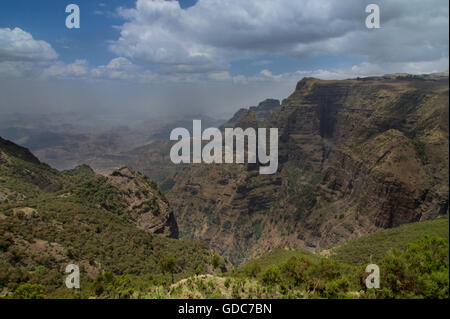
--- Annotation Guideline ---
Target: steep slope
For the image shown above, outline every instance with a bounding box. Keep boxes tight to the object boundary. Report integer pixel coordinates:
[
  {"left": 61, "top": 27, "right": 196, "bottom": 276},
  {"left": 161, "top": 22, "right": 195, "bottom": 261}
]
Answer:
[
  {"left": 164, "top": 72, "right": 449, "bottom": 264},
  {"left": 0, "top": 137, "right": 217, "bottom": 297}
]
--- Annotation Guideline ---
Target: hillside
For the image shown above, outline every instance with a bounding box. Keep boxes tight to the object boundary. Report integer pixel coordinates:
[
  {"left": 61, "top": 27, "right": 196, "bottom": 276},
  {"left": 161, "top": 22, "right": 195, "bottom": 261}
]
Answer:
[
  {"left": 0, "top": 137, "right": 221, "bottom": 298},
  {"left": 162, "top": 229, "right": 448, "bottom": 299},
  {"left": 1, "top": 71, "right": 448, "bottom": 298},
  {"left": 329, "top": 214, "right": 449, "bottom": 265},
  {"left": 160, "top": 72, "right": 449, "bottom": 265}
]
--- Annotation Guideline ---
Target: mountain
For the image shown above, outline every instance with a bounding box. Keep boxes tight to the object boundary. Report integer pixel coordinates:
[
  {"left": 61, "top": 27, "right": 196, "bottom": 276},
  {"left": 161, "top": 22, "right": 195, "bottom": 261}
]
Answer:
[
  {"left": 220, "top": 98, "right": 280, "bottom": 129},
  {"left": 162, "top": 72, "right": 449, "bottom": 264},
  {"left": 0, "top": 137, "right": 222, "bottom": 297},
  {"left": 0, "top": 72, "right": 448, "bottom": 299},
  {"left": 0, "top": 113, "right": 224, "bottom": 173}
]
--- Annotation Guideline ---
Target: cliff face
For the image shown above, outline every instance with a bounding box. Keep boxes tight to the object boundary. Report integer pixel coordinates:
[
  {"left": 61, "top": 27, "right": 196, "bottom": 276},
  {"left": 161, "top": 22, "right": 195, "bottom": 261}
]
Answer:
[
  {"left": 166, "top": 73, "right": 449, "bottom": 264},
  {"left": 106, "top": 167, "right": 179, "bottom": 238}
]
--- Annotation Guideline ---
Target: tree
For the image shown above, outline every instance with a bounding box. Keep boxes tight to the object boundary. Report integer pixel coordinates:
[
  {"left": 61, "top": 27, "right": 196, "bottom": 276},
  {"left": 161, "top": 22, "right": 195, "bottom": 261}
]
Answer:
[
  {"left": 210, "top": 253, "right": 222, "bottom": 270},
  {"left": 261, "top": 265, "right": 282, "bottom": 286},
  {"left": 159, "top": 253, "right": 177, "bottom": 283},
  {"left": 195, "top": 264, "right": 204, "bottom": 276}
]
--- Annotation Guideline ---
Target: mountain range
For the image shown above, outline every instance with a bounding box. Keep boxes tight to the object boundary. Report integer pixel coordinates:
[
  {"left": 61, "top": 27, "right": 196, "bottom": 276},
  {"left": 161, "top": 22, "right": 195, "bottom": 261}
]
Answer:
[{"left": 0, "top": 72, "right": 448, "bottom": 298}]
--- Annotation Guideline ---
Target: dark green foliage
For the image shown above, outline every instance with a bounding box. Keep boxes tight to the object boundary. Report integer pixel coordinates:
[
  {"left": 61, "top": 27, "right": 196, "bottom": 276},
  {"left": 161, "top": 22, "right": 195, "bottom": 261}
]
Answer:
[
  {"left": 376, "top": 236, "right": 449, "bottom": 298},
  {"left": 210, "top": 254, "right": 223, "bottom": 270},
  {"left": 12, "top": 283, "right": 45, "bottom": 299},
  {"left": 232, "top": 235, "right": 449, "bottom": 299},
  {"left": 261, "top": 265, "right": 282, "bottom": 286},
  {"left": 72, "top": 176, "right": 127, "bottom": 216},
  {"left": 195, "top": 265, "right": 204, "bottom": 276},
  {"left": 0, "top": 186, "right": 212, "bottom": 298},
  {"left": 332, "top": 216, "right": 449, "bottom": 265},
  {"left": 159, "top": 253, "right": 177, "bottom": 283}
]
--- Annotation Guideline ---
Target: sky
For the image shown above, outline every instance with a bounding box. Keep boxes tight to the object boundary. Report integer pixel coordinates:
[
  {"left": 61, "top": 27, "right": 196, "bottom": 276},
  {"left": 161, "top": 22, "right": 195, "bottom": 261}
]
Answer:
[{"left": 0, "top": 0, "right": 448, "bottom": 119}]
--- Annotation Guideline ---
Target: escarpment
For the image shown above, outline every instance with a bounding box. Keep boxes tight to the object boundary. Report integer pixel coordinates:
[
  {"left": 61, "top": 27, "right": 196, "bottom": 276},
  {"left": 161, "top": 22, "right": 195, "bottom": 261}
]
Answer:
[{"left": 164, "top": 73, "right": 449, "bottom": 264}]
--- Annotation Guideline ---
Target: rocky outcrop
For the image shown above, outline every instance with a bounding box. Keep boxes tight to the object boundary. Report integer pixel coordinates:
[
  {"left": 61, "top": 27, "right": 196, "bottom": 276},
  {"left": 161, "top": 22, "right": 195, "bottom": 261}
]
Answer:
[
  {"left": 107, "top": 167, "right": 179, "bottom": 238},
  {"left": 0, "top": 136, "right": 41, "bottom": 165},
  {"left": 221, "top": 98, "right": 280, "bottom": 129}
]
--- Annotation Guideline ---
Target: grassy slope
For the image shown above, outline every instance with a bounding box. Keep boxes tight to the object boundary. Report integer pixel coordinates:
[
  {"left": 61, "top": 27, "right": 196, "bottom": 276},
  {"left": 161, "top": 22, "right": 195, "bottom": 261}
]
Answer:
[{"left": 330, "top": 215, "right": 449, "bottom": 265}]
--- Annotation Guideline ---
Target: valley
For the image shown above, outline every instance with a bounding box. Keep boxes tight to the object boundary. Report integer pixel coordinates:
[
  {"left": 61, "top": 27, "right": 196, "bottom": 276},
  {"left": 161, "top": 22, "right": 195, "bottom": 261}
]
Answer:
[{"left": 0, "top": 72, "right": 448, "bottom": 299}]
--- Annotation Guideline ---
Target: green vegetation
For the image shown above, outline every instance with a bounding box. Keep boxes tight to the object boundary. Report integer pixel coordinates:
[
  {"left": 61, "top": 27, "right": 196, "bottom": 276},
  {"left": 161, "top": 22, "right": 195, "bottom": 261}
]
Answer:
[
  {"left": 228, "top": 234, "right": 448, "bottom": 299},
  {"left": 1, "top": 135, "right": 448, "bottom": 299},
  {"left": 375, "top": 236, "right": 448, "bottom": 298},
  {"left": 331, "top": 215, "right": 449, "bottom": 265},
  {"left": 0, "top": 143, "right": 217, "bottom": 299}
]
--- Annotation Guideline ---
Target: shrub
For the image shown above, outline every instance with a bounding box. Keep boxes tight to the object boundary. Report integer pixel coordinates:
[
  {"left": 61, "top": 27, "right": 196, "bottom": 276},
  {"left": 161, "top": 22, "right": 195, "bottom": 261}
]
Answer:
[
  {"left": 261, "top": 265, "right": 282, "bottom": 286},
  {"left": 210, "top": 254, "right": 222, "bottom": 269},
  {"left": 378, "top": 236, "right": 449, "bottom": 298},
  {"left": 13, "top": 283, "right": 45, "bottom": 299}
]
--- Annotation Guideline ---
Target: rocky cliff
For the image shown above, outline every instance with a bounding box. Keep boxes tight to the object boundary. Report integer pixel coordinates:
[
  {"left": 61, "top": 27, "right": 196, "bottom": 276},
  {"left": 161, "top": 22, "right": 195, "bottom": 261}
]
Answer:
[
  {"left": 106, "top": 167, "right": 178, "bottom": 238},
  {"left": 165, "top": 72, "right": 449, "bottom": 264}
]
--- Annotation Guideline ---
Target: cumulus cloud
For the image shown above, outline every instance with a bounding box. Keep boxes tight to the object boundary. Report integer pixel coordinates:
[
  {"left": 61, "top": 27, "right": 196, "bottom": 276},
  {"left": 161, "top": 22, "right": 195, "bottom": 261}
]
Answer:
[
  {"left": 0, "top": 27, "right": 58, "bottom": 62},
  {"left": 110, "top": 0, "right": 448, "bottom": 75},
  {"left": 1, "top": 1, "right": 448, "bottom": 85}
]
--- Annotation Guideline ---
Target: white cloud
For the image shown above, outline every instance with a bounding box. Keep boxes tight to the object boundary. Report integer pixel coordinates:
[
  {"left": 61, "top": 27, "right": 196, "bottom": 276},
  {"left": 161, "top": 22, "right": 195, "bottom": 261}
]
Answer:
[
  {"left": 232, "top": 75, "right": 248, "bottom": 85},
  {"left": 110, "top": 0, "right": 448, "bottom": 75},
  {"left": 92, "top": 57, "right": 159, "bottom": 82},
  {"left": 0, "top": 61, "right": 38, "bottom": 78},
  {"left": 208, "top": 71, "right": 232, "bottom": 81},
  {"left": 41, "top": 59, "right": 89, "bottom": 79},
  {"left": 1, "top": 0, "right": 448, "bottom": 85},
  {"left": 0, "top": 27, "right": 58, "bottom": 62}
]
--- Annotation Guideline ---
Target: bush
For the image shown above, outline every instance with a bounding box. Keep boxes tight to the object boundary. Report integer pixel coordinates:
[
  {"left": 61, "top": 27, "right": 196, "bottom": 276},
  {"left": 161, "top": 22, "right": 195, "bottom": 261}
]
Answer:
[
  {"left": 261, "top": 265, "right": 282, "bottom": 286},
  {"left": 378, "top": 236, "right": 449, "bottom": 298},
  {"left": 324, "top": 277, "right": 351, "bottom": 298},
  {"left": 13, "top": 283, "right": 45, "bottom": 299},
  {"left": 244, "top": 263, "right": 261, "bottom": 278},
  {"left": 210, "top": 254, "right": 222, "bottom": 269},
  {"left": 159, "top": 253, "right": 177, "bottom": 283},
  {"left": 195, "top": 265, "right": 204, "bottom": 276}
]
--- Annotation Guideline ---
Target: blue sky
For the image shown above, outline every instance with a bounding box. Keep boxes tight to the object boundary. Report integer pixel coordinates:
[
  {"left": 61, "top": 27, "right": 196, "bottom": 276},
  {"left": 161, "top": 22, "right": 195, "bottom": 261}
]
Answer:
[
  {"left": 0, "top": 0, "right": 377, "bottom": 76},
  {"left": 0, "top": 1, "right": 209, "bottom": 66},
  {"left": 0, "top": 1, "right": 135, "bottom": 65},
  {"left": 0, "top": 0, "right": 448, "bottom": 117}
]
